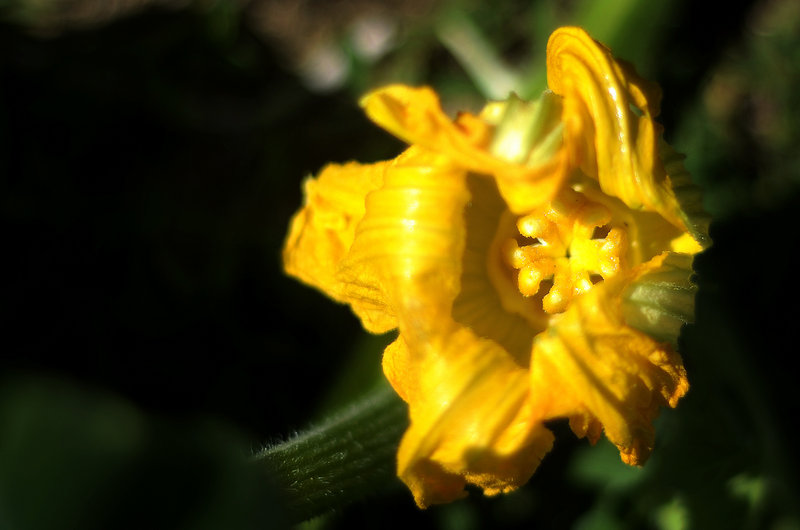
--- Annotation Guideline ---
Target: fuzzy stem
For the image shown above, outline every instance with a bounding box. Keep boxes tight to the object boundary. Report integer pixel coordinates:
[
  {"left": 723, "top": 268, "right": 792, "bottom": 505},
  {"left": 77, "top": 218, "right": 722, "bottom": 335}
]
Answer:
[{"left": 254, "top": 382, "right": 408, "bottom": 524}]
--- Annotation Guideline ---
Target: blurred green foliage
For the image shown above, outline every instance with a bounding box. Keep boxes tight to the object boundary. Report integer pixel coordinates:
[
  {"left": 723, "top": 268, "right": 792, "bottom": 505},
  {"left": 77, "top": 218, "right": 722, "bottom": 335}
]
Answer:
[
  {"left": 2, "top": 0, "right": 800, "bottom": 528},
  {"left": 0, "top": 375, "right": 284, "bottom": 529}
]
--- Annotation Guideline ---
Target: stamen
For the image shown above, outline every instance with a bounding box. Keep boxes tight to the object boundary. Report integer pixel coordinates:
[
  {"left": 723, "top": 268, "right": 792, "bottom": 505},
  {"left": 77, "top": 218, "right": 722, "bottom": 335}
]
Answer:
[
  {"left": 518, "top": 266, "right": 545, "bottom": 297},
  {"left": 502, "top": 190, "right": 627, "bottom": 313}
]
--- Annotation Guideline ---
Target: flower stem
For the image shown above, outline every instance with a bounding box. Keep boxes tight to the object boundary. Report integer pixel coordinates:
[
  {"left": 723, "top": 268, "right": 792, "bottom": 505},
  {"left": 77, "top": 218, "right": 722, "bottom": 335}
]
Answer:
[{"left": 254, "top": 381, "right": 408, "bottom": 524}]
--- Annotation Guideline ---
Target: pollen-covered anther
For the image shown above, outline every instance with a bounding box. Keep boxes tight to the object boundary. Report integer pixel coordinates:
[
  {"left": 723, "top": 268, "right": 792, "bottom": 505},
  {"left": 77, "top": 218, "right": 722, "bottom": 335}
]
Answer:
[
  {"left": 518, "top": 265, "right": 545, "bottom": 297},
  {"left": 516, "top": 215, "right": 550, "bottom": 241},
  {"left": 504, "top": 190, "right": 627, "bottom": 314}
]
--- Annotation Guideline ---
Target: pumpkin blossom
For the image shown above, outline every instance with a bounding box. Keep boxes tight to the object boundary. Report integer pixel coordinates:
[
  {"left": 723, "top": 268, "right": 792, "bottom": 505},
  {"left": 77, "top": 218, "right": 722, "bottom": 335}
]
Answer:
[{"left": 283, "top": 26, "right": 710, "bottom": 508}]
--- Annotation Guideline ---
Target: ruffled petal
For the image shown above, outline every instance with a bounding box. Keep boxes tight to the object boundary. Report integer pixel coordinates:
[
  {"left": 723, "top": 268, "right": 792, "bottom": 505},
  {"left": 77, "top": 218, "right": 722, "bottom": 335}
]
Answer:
[
  {"left": 337, "top": 146, "right": 470, "bottom": 325},
  {"left": 340, "top": 148, "right": 554, "bottom": 507},
  {"left": 360, "top": 85, "right": 568, "bottom": 213},
  {"left": 528, "top": 257, "right": 689, "bottom": 466},
  {"left": 282, "top": 160, "right": 398, "bottom": 333},
  {"left": 546, "top": 27, "right": 687, "bottom": 232},
  {"left": 453, "top": 174, "right": 549, "bottom": 363},
  {"left": 391, "top": 327, "right": 554, "bottom": 508}
]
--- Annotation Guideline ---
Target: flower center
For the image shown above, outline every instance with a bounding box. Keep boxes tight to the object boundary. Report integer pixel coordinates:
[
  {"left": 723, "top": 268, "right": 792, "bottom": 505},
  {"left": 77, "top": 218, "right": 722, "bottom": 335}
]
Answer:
[{"left": 502, "top": 187, "right": 627, "bottom": 314}]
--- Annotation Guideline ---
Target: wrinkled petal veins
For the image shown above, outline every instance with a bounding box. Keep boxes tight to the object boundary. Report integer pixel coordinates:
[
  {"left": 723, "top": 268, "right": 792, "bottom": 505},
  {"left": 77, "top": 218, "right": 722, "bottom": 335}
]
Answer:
[{"left": 546, "top": 27, "right": 687, "bottom": 233}]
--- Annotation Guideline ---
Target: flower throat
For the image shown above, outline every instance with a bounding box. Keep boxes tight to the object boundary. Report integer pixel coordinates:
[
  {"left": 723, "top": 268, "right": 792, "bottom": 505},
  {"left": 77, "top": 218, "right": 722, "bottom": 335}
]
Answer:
[{"left": 487, "top": 90, "right": 628, "bottom": 314}]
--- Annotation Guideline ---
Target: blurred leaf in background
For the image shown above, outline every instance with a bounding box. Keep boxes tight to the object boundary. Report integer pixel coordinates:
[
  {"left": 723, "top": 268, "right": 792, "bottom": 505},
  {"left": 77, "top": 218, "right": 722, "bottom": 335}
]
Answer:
[
  {"left": 2, "top": 0, "right": 800, "bottom": 528},
  {"left": 0, "top": 375, "right": 284, "bottom": 529}
]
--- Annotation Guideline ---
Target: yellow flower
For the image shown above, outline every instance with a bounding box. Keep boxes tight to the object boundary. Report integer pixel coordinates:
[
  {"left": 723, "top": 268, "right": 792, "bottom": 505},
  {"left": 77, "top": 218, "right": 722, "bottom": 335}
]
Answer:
[{"left": 283, "top": 26, "right": 710, "bottom": 508}]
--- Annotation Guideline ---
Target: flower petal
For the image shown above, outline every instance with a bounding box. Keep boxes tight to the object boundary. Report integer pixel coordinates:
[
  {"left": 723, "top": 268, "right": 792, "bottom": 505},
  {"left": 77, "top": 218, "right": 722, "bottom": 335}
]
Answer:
[
  {"left": 453, "top": 174, "right": 549, "bottom": 363},
  {"left": 338, "top": 148, "right": 554, "bottom": 507},
  {"left": 360, "top": 84, "right": 568, "bottom": 213},
  {"left": 390, "top": 327, "right": 554, "bottom": 508},
  {"left": 283, "top": 160, "right": 397, "bottom": 333},
  {"left": 528, "top": 258, "right": 689, "bottom": 466},
  {"left": 337, "top": 147, "right": 470, "bottom": 325},
  {"left": 546, "top": 27, "right": 687, "bottom": 233}
]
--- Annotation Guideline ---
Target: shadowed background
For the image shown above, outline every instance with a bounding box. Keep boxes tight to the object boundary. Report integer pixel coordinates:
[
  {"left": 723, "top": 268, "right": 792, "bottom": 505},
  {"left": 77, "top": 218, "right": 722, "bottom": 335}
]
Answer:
[{"left": 2, "top": 0, "right": 799, "bottom": 528}]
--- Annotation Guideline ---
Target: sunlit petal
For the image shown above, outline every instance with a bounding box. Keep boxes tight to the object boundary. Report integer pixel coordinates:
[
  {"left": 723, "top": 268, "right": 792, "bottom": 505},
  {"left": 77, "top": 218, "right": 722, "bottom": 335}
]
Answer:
[
  {"left": 529, "top": 257, "right": 689, "bottom": 465},
  {"left": 393, "top": 327, "right": 554, "bottom": 507},
  {"left": 283, "top": 161, "right": 397, "bottom": 333},
  {"left": 360, "top": 84, "right": 568, "bottom": 213},
  {"left": 337, "top": 147, "right": 469, "bottom": 321},
  {"left": 546, "top": 27, "right": 688, "bottom": 233}
]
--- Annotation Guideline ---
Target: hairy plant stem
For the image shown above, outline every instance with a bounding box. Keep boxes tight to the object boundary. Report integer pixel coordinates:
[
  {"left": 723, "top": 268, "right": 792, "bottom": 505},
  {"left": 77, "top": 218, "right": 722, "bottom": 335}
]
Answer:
[{"left": 254, "top": 382, "right": 408, "bottom": 524}]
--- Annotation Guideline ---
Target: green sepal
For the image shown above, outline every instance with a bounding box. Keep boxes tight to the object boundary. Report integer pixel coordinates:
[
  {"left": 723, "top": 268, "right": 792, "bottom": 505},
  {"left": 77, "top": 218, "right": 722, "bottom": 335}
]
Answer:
[
  {"left": 621, "top": 252, "right": 698, "bottom": 346},
  {"left": 490, "top": 90, "right": 564, "bottom": 166},
  {"left": 661, "top": 139, "right": 713, "bottom": 249}
]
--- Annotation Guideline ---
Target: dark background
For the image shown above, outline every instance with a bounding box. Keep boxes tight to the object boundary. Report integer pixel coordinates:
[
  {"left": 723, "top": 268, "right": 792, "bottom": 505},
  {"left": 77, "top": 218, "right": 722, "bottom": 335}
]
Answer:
[{"left": 2, "top": 0, "right": 799, "bottom": 528}]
